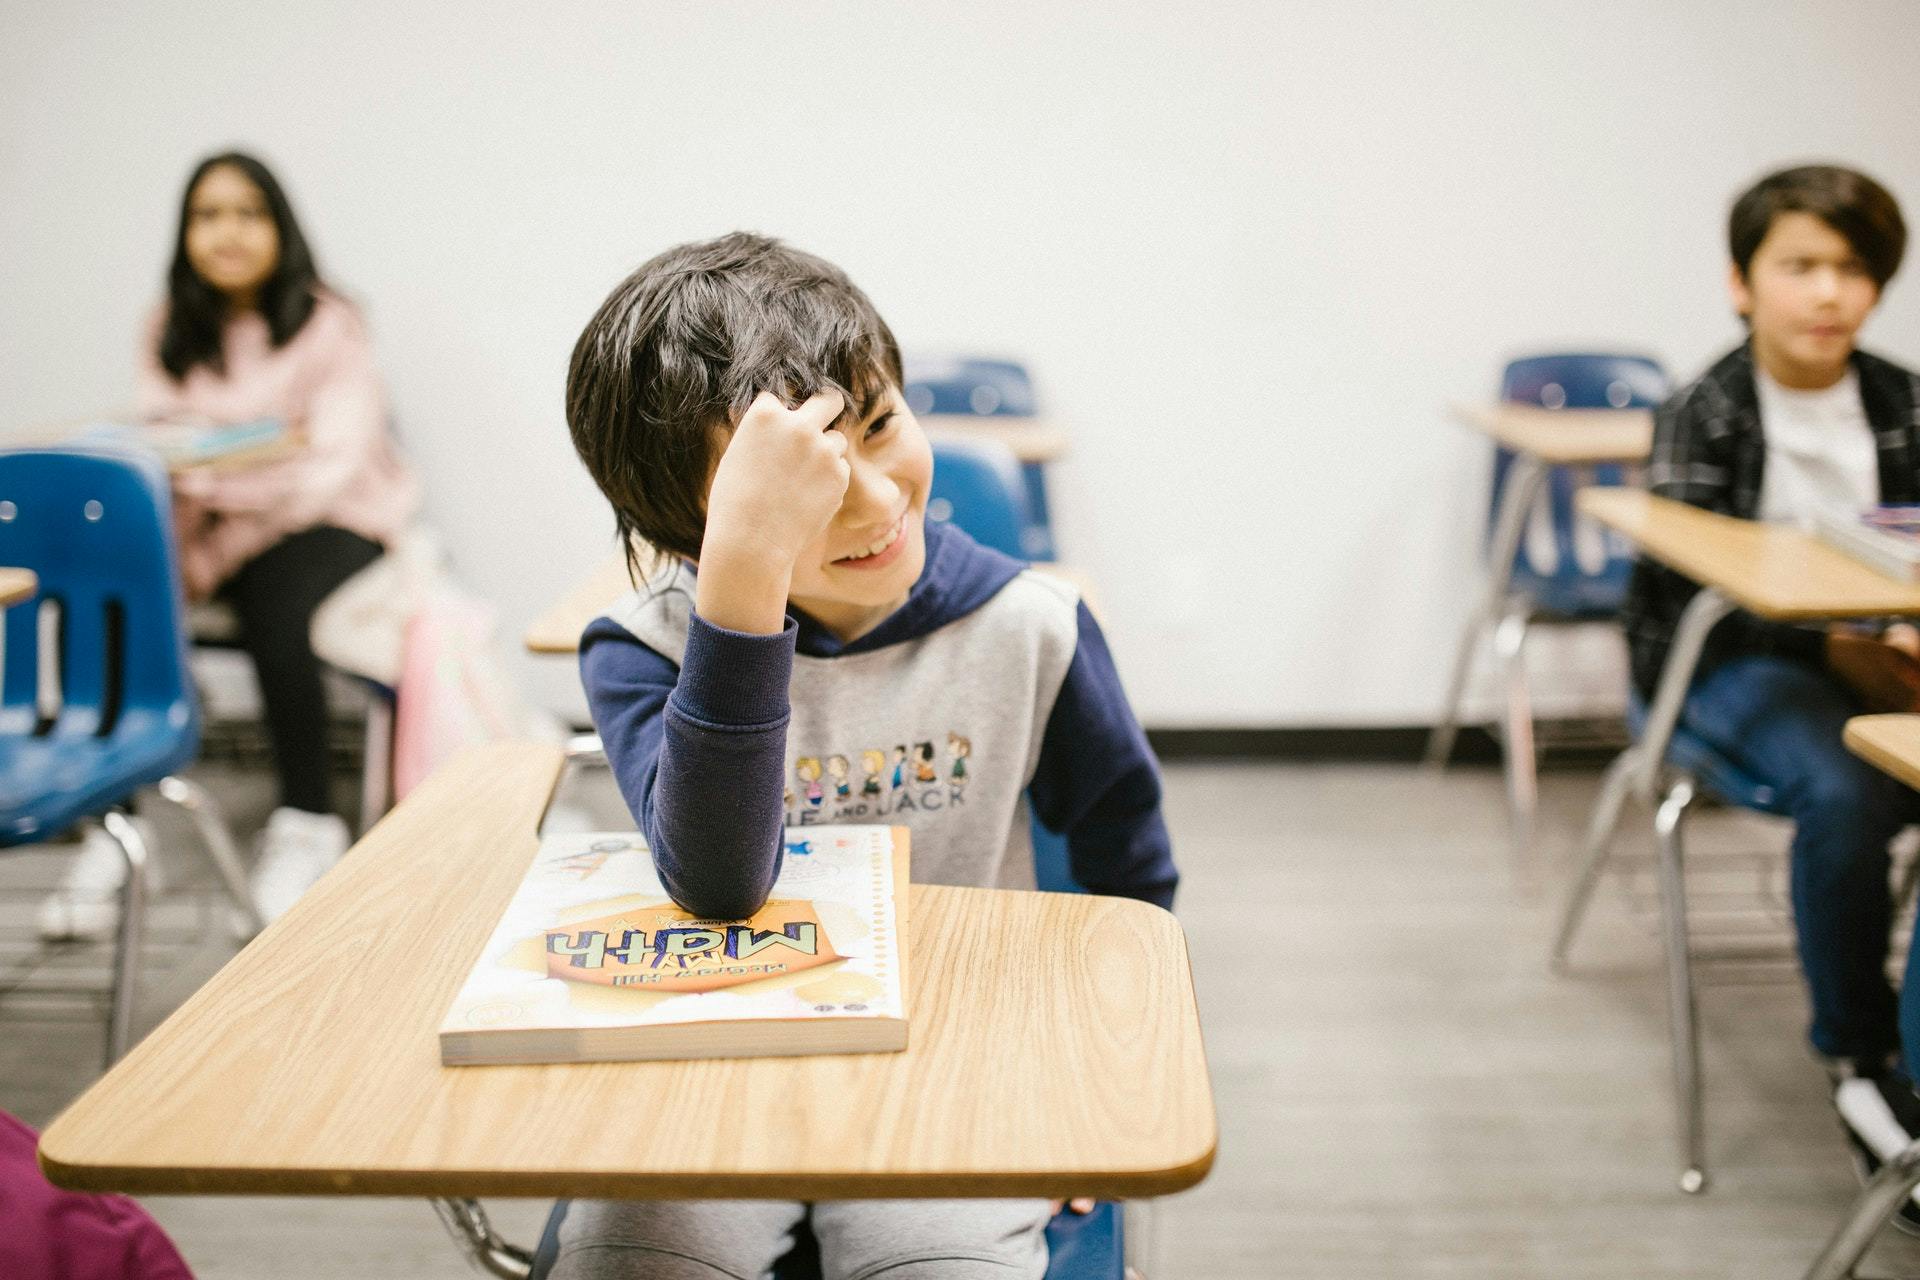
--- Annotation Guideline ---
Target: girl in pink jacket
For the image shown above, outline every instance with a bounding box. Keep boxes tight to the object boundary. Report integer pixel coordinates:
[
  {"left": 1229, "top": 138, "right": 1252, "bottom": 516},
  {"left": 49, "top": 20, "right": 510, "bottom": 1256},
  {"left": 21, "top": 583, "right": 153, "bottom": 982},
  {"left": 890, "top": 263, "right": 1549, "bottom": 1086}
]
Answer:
[{"left": 40, "top": 152, "right": 418, "bottom": 941}]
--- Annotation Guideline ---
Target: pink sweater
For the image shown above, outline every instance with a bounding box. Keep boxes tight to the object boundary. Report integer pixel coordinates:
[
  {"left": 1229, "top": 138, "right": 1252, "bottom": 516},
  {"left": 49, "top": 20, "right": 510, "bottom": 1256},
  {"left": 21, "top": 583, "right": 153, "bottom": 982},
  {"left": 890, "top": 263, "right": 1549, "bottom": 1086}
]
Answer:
[{"left": 137, "top": 291, "right": 420, "bottom": 597}]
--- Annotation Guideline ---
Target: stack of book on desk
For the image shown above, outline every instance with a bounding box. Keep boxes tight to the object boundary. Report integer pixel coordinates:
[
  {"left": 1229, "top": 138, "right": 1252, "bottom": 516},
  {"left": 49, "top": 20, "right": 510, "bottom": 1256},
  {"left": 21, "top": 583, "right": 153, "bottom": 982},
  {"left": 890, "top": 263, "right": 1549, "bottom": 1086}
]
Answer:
[
  {"left": 439, "top": 826, "right": 910, "bottom": 1065},
  {"left": 72, "top": 418, "right": 286, "bottom": 468},
  {"left": 1816, "top": 505, "right": 1920, "bottom": 583}
]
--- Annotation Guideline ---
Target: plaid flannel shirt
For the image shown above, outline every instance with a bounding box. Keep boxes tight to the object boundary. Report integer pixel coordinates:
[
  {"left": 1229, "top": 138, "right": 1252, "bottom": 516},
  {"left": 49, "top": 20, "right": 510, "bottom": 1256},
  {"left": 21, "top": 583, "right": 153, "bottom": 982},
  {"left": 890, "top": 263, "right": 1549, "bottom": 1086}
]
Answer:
[{"left": 1621, "top": 342, "right": 1920, "bottom": 696}]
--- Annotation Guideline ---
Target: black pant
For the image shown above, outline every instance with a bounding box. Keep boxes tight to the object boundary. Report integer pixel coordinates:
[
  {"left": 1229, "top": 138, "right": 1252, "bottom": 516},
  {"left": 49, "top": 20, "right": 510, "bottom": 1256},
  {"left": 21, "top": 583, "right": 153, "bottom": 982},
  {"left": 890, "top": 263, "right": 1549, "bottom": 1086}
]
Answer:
[{"left": 219, "top": 526, "right": 383, "bottom": 814}]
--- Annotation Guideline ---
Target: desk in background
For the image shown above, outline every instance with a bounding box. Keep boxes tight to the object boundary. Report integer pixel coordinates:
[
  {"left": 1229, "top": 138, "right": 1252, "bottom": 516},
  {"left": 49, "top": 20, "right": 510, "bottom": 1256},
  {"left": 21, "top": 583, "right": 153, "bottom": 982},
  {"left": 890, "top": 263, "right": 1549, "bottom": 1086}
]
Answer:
[
  {"left": 1428, "top": 403, "right": 1654, "bottom": 863},
  {"left": 39, "top": 740, "right": 1214, "bottom": 1201},
  {"left": 1556, "top": 489, "right": 1920, "bottom": 1194}
]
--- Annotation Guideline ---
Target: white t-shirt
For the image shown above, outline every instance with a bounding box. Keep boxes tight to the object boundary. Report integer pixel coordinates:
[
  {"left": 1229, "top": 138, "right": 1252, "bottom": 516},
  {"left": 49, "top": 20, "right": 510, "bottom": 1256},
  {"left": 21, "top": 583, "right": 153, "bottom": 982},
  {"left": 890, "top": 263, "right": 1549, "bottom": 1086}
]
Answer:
[{"left": 1755, "top": 365, "right": 1879, "bottom": 527}]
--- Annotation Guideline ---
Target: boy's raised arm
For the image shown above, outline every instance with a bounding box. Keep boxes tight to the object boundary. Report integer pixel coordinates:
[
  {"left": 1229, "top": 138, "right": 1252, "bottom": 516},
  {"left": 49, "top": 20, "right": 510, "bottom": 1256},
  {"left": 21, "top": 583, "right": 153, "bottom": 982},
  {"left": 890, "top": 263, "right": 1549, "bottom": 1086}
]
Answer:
[
  {"left": 582, "top": 613, "right": 796, "bottom": 920},
  {"left": 581, "top": 389, "right": 853, "bottom": 921}
]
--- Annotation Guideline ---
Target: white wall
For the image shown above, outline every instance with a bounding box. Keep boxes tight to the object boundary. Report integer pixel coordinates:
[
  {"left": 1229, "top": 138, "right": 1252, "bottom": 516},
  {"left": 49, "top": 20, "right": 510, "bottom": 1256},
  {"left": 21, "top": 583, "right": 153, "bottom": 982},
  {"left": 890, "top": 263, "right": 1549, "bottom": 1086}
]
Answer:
[{"left": 5, "top": 1, "right": 1918, "bottom": 727}]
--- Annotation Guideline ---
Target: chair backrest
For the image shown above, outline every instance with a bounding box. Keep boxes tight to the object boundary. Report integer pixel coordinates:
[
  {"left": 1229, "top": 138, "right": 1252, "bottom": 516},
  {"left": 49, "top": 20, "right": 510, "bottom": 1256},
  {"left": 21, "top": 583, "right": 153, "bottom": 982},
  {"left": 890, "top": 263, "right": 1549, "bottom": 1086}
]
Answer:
[
  {"left": 1490, "top": 352, "right": 1670, "bottom": 616},
  {"left": 903, "top": 356, "right": 1038, "bottom": 418},
  {"left": 929, "top": 436, "right": 1033, "bottom": 561},
  {"left": 0, "top": 449, "right": 198, "bottom": 747}
]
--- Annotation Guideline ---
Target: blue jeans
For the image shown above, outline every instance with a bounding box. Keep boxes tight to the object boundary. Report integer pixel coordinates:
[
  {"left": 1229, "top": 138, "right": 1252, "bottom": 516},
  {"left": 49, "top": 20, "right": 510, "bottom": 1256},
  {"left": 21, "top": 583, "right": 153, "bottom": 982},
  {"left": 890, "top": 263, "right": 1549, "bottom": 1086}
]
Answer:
[{"left": 1680, "top": 655, "right": 1920, "bottom": 1064}]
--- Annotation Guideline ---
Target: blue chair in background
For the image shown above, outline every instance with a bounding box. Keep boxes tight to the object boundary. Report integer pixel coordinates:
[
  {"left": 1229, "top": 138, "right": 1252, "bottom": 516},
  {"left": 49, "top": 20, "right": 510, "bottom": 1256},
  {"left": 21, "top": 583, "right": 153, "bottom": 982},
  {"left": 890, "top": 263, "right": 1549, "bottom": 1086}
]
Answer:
[
  {"left": 1427, "top": 352, "right": 1670, "bottom": 863},
  {"left": 929, "top": 435, "right": 1034, "bottom": 561},
  {"left": 0, "top": 448, "right": 257, "bottom": 1064},
  {"left": 1492, "top": 354, "right": 1668, "bottom": 616},
  {"left": 906, "top": 356, "right": 1056, "bottom": 562}
]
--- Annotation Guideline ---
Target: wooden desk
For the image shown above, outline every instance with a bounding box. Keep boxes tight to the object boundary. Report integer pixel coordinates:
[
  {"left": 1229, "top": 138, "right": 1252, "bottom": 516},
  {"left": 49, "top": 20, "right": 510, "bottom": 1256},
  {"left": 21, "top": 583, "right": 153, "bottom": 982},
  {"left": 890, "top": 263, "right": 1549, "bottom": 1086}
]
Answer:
[
  {"left": 524, "top": 553, "right": 639, "bottom": 654},
  {"left": 1845, "top": 715, "right": 1920, "bottom": 791},
  {"left": 1449, "top": 403, "right": 1653, "bottom": 466},
  {"left": 1577, "top": 489, "right": 1920, "bottom": 621},
  {"left": 1579, "top": 487, "right": 1920, "bottom": 805},
  {"left": 526, "top": 555, "right": 1102, "bottom": 655},
  {"left": 0, "top": 567, "right": 36, "bottom": 607},
  {"left": 39, "top": 741, "right": 1214, "bottom": 1200},
  {"left": 922, "top": 415, "right": 1068, "bottom": 464}
]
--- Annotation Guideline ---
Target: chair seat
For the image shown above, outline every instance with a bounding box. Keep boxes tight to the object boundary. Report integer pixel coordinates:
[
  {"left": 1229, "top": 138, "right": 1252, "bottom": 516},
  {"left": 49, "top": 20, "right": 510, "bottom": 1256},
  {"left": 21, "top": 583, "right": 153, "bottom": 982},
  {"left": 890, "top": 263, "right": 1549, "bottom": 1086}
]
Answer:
[
  {"left": 0, "top": 710, "right": 196, "bottom": 846},
  {"left": 1627, "top": 695, "right": 1785, "bottom": 816}
]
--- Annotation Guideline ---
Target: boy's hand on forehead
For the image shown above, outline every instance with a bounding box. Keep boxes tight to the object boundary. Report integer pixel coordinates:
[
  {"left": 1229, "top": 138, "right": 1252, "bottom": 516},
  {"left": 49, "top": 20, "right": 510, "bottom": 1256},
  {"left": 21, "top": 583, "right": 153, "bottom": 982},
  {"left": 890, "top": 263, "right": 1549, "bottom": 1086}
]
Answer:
[{"left": 695, "top": 389, "right": 852, "bottom": 634}]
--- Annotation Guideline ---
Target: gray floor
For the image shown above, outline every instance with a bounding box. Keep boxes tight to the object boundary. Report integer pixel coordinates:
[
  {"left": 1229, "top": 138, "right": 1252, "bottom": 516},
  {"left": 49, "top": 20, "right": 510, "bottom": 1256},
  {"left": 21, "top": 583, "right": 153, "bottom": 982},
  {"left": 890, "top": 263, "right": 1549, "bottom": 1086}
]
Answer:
[{"left": 6, "top": 755, "right": 1920, "bottom": 1278}]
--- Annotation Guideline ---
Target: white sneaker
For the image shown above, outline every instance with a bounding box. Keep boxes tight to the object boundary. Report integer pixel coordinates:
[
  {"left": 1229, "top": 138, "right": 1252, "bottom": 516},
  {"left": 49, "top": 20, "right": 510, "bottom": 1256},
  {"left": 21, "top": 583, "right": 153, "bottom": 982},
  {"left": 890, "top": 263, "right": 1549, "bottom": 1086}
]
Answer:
[
  {"left": 247, "top": 807, "right": 351, "bottom": 928},
  {"left": 36, "top": 817, "right": 162, "bottom": 942}
]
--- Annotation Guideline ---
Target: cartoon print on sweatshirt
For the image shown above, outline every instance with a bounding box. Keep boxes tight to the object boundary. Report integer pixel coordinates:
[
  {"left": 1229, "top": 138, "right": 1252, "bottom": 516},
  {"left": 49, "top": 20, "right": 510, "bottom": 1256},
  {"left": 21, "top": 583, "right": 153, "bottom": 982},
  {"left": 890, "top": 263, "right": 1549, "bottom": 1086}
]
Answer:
[
  {"left": 782, "top": 733, "right": 976, "bottom": 824},
  {"left": 795, "top": 757, "right": 825, "bottom": 810}
]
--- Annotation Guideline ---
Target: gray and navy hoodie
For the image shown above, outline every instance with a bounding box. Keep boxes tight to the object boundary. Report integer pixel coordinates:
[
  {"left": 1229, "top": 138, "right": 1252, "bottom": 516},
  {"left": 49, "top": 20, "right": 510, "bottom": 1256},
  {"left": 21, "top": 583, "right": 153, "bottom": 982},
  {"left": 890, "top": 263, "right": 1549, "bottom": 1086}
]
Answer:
[{"left": 579, "top": 519, "right": 1177, "bottom": 921}]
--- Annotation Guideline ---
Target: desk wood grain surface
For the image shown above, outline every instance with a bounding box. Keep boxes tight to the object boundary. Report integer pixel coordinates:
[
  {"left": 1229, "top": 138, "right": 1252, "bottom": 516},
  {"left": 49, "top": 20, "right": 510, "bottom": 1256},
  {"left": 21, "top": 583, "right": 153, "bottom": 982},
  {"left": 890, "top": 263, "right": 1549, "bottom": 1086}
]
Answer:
[
  {"left": 1577, "top": 488, "right": 1920, "bottom": 621},
  {"left": 40, "top": 742, "right": 1214, "bottom": 1200},
  {"left": 1845, "top": 715, "right": 1920, "bottom": 792},
  {"left": 0, "top": 568, "right": 36, "bottom": 607},
  {"left": 1450, "top": 403, "right": 1653, "bottom": 465}
]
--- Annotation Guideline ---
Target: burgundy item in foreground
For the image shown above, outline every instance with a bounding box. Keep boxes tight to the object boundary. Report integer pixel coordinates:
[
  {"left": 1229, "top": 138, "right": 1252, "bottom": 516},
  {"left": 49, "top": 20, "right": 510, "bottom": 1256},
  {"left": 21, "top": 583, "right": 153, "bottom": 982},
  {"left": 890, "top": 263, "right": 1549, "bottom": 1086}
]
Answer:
[{"left": 2, "top": 1109, "right": 192, "bottom": 1280}]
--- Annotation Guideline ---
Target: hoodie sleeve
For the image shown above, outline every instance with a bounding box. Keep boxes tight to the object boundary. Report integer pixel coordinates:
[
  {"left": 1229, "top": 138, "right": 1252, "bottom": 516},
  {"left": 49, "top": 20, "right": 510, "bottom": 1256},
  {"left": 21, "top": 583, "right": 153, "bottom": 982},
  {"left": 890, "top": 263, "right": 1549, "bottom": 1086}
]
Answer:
[
  {"left": 1026, "top": 602, "right": 1178, "bottom": 909},
  {"left": 580, "top": 612, "right": 795, "bottom": 919}
]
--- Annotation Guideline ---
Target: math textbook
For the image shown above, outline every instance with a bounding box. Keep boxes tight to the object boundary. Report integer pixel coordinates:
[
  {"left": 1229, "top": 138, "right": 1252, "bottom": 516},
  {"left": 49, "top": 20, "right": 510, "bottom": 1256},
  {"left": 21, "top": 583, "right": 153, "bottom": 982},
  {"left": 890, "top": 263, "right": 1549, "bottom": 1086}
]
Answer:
[{"left": 439, "top": 826, "right": 909, "bottom": 1066}]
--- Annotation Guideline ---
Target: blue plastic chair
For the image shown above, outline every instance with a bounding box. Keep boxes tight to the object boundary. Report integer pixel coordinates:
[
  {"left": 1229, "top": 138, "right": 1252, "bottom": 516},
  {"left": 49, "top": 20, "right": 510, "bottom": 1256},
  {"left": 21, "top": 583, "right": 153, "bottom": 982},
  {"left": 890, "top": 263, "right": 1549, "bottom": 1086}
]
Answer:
[
  {"left": 1552, "top": 691, "right": 1792, "bottom": 1195},
  {"left": 0, "top": 448, "right": 256, "bottom": 1062},
  {"left": 1490, "top": 353, "right": 1669, "bottom": 616},
  {"left": 929, "top": 436, "right": 1034, "bottom": 562},
  {"left": 906, "top": 356, "right": 1055, "bottom": 562}
]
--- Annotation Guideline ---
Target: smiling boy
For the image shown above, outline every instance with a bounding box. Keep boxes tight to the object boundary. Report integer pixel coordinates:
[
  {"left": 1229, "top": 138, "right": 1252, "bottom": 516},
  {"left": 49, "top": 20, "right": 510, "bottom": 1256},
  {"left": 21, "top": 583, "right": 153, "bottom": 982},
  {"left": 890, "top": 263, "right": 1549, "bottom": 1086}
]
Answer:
[
  {"left": 554, "top": 231, "right": 1174, "bottom": 1278},
  {"left": 1620, "top": 164, "right": 1920, "bottom": 1219}
]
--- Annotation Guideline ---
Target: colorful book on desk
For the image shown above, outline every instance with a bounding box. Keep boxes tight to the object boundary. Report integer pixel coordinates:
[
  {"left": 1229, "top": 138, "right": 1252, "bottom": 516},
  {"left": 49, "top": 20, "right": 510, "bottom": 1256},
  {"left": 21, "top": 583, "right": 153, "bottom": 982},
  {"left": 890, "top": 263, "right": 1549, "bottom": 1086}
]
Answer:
[
  {"left": 1816, "top": 506, "right": 1920, "bottom": 583},
  {"left": 71, "top": 418, "right": 286, "bottom": 468},
  {"left": 439, "top": 826, "right": 909, "bottom": 1066}
]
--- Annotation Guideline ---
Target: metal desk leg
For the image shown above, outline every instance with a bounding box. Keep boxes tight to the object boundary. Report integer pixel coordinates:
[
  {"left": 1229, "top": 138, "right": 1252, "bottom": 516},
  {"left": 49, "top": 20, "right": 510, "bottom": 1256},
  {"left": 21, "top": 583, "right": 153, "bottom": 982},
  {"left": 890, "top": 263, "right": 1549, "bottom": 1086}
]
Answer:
[
  {"left": 1492, "top": 597, "right": 1538, "bottom": 870},
  {"left": 432, "top": 1198, "right": 534, "bottom": 1279},
  {"left": 1654, "top": 777, "right": 1707, "bottom": 1193},
  {"left": 155, "top": 775, "right": 262, "bottom": 937},
  {"left": 100, "top": 811, "right": 150, "bottom": 1066},
  {"left": 1427, "top": 454, "right": 1545, "bottom": 769},
  {"left": 1802, "top": 1139, "right": 1920, "bottom": 1279},
  {"left": 1550, "top": 745, "right": 1640, "bottom": 969},
  {"left": 1632, "top": 589, "right": 1734, "bottom": 799}
]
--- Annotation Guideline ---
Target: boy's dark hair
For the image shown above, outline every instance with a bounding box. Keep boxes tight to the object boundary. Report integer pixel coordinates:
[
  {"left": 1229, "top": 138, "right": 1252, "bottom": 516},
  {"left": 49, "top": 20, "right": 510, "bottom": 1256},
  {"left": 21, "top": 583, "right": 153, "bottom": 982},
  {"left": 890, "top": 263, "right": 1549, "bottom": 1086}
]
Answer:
[
  {"left": 567, "top": 232, "right": 904, "bottom": 575},
  {"left": 1729, "top": 164, "right": 1907, "bottom": 288}
]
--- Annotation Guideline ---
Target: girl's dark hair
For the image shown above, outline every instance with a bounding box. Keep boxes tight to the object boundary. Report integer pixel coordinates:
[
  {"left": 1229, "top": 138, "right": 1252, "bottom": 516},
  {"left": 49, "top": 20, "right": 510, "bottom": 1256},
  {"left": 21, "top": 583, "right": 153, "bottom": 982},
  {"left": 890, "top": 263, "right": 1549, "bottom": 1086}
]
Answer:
[
  {"left": 566, "top": 231, "right": 904, "bottom": 576},
  {"left": 1730, "top": 164, "right": 1907, "bottom": 288},
  {"left": 158, "top": 151, "right": 322, "bottom": 380}
]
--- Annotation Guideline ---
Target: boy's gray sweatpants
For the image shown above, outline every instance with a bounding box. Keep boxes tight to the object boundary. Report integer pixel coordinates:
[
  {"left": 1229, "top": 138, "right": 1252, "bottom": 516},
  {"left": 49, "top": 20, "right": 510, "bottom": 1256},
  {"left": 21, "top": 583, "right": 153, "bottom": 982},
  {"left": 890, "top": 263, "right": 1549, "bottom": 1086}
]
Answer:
[{"left": 546, "top": 1197, "right": 1051, "bottom": 1280}]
